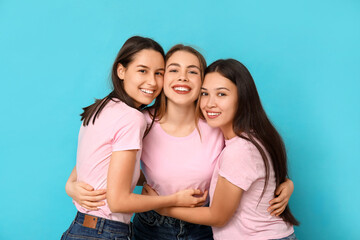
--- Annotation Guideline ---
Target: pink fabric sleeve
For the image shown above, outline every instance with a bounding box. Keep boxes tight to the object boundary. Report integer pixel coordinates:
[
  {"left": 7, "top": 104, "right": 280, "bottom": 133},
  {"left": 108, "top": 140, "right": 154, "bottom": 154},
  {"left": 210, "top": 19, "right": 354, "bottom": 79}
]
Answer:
[
  {"left": 218, "top": 141, "right": 258, "bottom": 191},
  {"left": 111, "top": 111, "right": 146, "bottom": 152}
]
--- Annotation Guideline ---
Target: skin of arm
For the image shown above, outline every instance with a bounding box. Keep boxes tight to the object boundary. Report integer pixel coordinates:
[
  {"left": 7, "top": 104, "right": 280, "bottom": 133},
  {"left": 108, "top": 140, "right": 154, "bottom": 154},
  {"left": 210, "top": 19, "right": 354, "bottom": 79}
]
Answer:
[
  {"left": 65, "top": 167, "right": 106, "bottom": 210},
  {"left": 154, "top": 175, "right": 243, "bottom": 228},
  {"left": 106, "top": 150, "right": 206, "bottom": 213},
  {"left": 268, "top": 178, "right": 294, "bottom": 216},
  {"left": 151, "top": 177, "right": 294, "bottom": 226}
]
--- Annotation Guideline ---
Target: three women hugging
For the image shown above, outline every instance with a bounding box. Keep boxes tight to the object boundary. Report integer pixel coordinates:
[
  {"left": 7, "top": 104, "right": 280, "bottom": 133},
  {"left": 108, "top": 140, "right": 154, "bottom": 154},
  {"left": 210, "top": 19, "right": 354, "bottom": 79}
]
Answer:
[{"left": 61, "top": 36, "right": 299, "bottom": 240}]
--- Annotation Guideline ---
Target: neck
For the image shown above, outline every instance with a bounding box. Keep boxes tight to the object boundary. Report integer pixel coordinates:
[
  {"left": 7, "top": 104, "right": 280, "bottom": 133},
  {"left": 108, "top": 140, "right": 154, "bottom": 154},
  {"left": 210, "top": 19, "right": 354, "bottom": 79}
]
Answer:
[
  {"left": 160, "top": 100, "right": 196, "bottom": 137},
  {"left": 220, "top": 124, "right": 237, "bottom": 140}
]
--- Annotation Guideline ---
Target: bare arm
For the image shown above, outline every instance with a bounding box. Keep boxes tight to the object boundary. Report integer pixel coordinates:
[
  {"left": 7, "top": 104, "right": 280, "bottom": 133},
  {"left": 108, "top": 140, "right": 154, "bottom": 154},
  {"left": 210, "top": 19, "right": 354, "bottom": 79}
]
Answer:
[
  {"left": 107, "top": 150, "right": 206, "bottom": 213},
  {"left": 65, "top": 166, "right": 106, "bottom": 211},
  {"left": 151, "top": 175, "right": 243, "bottom": 227},
  {"left": 268, "top": 178, "right": 294, "bottom": 216}
]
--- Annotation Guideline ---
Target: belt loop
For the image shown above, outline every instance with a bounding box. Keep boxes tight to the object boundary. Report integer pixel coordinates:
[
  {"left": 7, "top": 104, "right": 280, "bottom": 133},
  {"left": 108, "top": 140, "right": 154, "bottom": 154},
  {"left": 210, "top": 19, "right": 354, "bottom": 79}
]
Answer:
[{"left": 98, "top": 218, "right": 105, "bottom": 234}]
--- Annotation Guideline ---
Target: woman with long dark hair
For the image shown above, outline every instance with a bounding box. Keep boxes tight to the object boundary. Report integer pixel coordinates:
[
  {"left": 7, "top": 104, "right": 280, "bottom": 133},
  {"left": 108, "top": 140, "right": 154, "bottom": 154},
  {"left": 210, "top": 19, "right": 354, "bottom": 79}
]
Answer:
[
  {"left": 143, "top": 58, "right": 299, "bottom": 239},
  {"left": 61, "top": 37, "right": 206, "bottom": 240}
]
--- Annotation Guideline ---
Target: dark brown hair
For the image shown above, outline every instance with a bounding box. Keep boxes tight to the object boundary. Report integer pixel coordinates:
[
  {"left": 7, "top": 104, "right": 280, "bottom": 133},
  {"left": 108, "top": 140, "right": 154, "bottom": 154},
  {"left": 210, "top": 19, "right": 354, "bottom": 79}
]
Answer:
[
  {"left": 206, "top": 59, "right": 299, "bottom": 226},
  {"left": 149, "top": 44, "right": 206, "bottom": 121},
  {"left": 80, "top": 36, "right": 165, "bottom": 126}
]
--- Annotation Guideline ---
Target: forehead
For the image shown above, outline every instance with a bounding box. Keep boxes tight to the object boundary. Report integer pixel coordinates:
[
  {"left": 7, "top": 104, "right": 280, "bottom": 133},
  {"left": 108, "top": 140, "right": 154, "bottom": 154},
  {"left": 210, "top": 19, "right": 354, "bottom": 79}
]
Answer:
[
  {"left": 203, "top": 72, "right": 235, "bottom": 89},
  {"left": 131, "top": 49, "right": 164, "bottom": 66},
  {"left": 166, "top": 51, "right": 200, "bottom": 67}
]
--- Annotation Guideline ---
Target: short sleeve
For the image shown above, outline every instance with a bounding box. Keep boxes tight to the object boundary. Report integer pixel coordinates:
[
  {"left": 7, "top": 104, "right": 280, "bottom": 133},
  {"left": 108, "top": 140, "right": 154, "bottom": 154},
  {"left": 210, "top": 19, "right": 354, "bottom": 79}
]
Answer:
[
  {"left": 111, "top": 111, "right": 146, "bottom": 152},
  {"left": 218, "top": 141, "right": 259, "bottom": 191}
]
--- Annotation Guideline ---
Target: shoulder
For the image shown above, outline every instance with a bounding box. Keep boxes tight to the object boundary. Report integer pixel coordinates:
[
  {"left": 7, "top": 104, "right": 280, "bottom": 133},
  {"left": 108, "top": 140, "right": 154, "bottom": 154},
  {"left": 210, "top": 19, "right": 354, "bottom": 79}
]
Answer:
[
  {"left": 220, "top": 136, "right": 259, "bottom": 168},
  {"left": 110, "top": 100, "right": 146, "bottom": 128}
]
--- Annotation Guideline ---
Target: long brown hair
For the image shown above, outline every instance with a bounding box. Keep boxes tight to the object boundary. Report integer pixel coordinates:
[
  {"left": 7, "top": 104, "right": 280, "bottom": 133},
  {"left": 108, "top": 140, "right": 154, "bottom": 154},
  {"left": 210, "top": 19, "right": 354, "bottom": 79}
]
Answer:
[
  {"left": 149, "top": 44, "right": 207, "bottom": 122},
  {"left": 206, "top": 59, "right": 299, "bottom": 226},
  {"left": 80, "top": 36, "right": 165, "bottom": 126}
]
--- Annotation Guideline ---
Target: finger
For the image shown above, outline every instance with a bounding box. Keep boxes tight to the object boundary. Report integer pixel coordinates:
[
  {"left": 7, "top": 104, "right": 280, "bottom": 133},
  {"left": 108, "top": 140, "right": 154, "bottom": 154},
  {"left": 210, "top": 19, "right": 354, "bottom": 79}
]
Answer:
[
  {"left": 272, "top": 206, "right": 286, "bottom": 216},
  {"left": 83, "top": 200, "right": 106, "bottom": 208},
  {"left": 143, "top": 184, "right": 153, "bottom": 192},
  {"left": 79, "top": 182, "right": 94, "bottom": 191},
  {"left": 192, "top": 189, "right": 202, "bottom": 195},
  {"left": 269, "top": 195, "right": 285, "bottom": 205},
  {"left": 202, "top": 190, "right": 208, "bottom": 200},
  {"left": 141, "top": 188, "right": 148, "bottom": 195},
  {"left": 86, "top": 189, "right": 107, "bottom": 196},
  {"left": 195, "top": 201, "right": 206, "bottom": 207},
  {"left": 275, "top": 185, "right": 285, "bottom": 196},
  {"left": 267, "top": 202, "right": 284, "bottom": 213},
  {"left": 88, "top": 193, "right": 107, "bottom": 202},
  {"left": 82, "top": 205, "right": 100, "bottom": 211},
  {"left": 197, "top": 190, "right": 208, "bottom": 202},
  {"left": 275, "top": 207, "right": 286, "bottom": 216}
]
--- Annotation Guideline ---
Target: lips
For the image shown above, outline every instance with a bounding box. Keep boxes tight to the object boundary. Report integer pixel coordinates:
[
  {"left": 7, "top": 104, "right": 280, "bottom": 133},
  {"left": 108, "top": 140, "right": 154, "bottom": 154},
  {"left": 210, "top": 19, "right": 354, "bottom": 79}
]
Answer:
[
  {"left": 205, "top": 111, "right": 221, "bottom": 119},
  {"left": 140, "top": 88, "right": 155, "bottom": 95},
  {"left": 172, "top": 85, "right": 191, "bottom": 94}
]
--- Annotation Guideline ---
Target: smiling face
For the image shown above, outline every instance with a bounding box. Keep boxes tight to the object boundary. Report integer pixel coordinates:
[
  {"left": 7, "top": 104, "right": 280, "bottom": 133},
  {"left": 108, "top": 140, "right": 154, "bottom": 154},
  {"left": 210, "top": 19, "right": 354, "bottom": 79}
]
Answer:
[
  {"left": 200, "top": 72, "right": 238, "bottom": 138},
  {"left": 117, "top": 49, "right": 165, "bottom": 107},
  {"left": 163, "top": 50, "right": 202, "bottom": 106}
]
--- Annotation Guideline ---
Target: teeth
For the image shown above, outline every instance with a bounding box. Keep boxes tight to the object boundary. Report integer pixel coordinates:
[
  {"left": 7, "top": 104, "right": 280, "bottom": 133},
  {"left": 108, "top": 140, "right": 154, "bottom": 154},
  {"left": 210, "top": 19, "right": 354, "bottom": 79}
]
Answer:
[
  {"left": 141, "top": 89, "right": 154, "bottom": 94},
  {"left": 174, "top": 87, "right": 190, "bottom": 91},
  {"left": 208, "top": 112, "right": 220, "bottom": 116}
]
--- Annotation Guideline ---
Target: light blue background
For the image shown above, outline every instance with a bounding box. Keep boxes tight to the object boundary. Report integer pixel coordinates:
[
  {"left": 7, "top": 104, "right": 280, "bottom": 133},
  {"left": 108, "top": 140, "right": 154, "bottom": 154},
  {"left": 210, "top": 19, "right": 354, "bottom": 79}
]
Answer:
[{"left": 1, "top": 0, "right": 359, "bottom": 239}]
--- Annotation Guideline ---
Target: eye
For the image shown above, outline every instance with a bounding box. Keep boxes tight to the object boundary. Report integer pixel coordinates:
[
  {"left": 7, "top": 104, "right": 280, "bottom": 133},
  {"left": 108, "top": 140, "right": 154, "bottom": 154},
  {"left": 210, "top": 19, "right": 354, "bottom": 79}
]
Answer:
[
  {"left": 218, "top": 92, "right": 226, "bottom": 97},
  {"left": 189, "top": 70, "right": 199, "bottom": 75},
  {"left": 169, "top": 69, "right": 178, "bottom": 73},
  {"left": 200, "top": 92, "right": 208, "bottom": 96},
  {"left": 139, "top": 69, "right": 147, "bottom": 73},
  {"left": 155, "top": 72, "right": 164, "bottom": 76}
]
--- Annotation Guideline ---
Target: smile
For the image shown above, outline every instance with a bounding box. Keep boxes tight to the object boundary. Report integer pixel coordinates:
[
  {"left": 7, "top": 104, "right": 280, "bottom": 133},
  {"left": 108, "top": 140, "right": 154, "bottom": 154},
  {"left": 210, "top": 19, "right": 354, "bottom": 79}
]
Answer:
[
  {"left": 140, "top": 88, "right": 155, "bottom": 95},
  {"left": 172, "top": 85, "right": 191, "bottom": 94},
  {"left": 206, "top": 111, "right": 221, "bottom": 119}
]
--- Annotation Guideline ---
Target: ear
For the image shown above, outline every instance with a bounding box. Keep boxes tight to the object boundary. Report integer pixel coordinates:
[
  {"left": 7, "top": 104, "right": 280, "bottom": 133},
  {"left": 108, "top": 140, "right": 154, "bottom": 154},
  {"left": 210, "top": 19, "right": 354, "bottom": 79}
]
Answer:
[{"left": 117, "top": 63, "right": 126, "bottom": 80}]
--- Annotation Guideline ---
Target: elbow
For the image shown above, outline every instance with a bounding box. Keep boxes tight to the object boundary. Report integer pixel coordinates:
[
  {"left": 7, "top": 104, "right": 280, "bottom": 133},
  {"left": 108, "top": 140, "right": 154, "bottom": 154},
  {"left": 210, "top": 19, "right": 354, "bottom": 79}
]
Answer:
[
  {"left": 212, "top": 216, "right": 230, "bottom": 228},
  {"left": 107, "top": 195, "right": 133, "bottom": 213},
  {"left": 213, "top": 219, "right": 227, "bottom": 228}
]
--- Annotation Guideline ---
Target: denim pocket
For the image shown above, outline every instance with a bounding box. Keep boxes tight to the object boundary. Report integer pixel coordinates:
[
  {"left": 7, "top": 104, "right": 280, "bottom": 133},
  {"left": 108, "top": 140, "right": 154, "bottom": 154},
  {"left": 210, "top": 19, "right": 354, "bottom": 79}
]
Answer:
[
  {"left": 135, "top": 212, "right": 158, "bottom": 227},
  {"left": 66, "top": 221, "right": 103, "bottom": 240}
]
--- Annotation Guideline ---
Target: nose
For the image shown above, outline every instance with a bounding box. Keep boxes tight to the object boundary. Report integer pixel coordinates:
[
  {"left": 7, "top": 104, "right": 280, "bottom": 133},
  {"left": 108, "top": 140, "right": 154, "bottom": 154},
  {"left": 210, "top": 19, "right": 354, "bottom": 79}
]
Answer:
[
  {"left": 147, "top": 73, "right": 157, "bottom": 87},
  {"left": 178, "top": 70, "right": 188, "bottom": 82},
  {"left": 206, "top": 95, "right": 216, "bottom": 108}
]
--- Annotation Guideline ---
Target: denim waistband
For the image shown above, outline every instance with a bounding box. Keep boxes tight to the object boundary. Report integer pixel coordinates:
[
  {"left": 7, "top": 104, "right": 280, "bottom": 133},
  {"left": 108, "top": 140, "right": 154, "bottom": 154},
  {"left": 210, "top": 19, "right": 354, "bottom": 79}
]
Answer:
[
  {"left": 75, "top": 211, "right": 131, "bottom": 234},
  {"left": 140, "top": 210, "right": 201, "bottom": 227}
]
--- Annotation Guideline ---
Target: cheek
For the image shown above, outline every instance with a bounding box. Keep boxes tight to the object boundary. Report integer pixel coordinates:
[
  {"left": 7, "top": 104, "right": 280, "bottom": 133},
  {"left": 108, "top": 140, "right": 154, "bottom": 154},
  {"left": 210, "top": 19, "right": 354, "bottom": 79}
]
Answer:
[
  {"left": 192, "top": 76, "right": 202, "bottom": 90},
  {"left": 199, "top": 97, "right": 206, "bottom": 110},
  {"left": 156, "top": 76, "right": 164, "bottom": 89}
]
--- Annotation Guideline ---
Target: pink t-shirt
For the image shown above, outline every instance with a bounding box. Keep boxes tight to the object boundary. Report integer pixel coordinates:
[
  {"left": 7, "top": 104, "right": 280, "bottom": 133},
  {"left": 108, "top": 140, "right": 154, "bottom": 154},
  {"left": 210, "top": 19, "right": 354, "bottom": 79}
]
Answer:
[
  {"left": 75, "top": 100, "right": 146, "bottom": 224},
  {"left": 141, "top": 113, "right": 224, "bottom": 197},
  {"left": 210, "top": 136, "right": 294, "bottom": 240}
]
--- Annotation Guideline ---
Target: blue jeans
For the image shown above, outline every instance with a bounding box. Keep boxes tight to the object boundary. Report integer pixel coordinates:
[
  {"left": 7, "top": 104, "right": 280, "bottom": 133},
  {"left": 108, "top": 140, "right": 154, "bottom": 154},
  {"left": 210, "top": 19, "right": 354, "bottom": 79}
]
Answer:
[
  {"left": 132, "top": 210, "right": 213, "bottom": 240},
  {"left": 271, "top": 232, "right": 297, "bottom": 240},
  {"left": 61, "top": 211, "right": 131, "bottom": 240}
]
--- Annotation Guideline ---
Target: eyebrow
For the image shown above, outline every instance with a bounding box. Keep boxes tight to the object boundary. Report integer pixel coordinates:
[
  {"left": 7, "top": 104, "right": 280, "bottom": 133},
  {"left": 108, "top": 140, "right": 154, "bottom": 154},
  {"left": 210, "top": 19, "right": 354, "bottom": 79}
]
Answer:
[
  {"left": 136, "top": 65, "right": 150, "bottom": 69},
  {"left": 167, "top": 63, "right": 201, "bottom": 70},
  {"left": 201, "top": 87, "right": 230, "bottom": 91},
  {"left": 137, "top": 65, "right": 165, "bottom": 71}
]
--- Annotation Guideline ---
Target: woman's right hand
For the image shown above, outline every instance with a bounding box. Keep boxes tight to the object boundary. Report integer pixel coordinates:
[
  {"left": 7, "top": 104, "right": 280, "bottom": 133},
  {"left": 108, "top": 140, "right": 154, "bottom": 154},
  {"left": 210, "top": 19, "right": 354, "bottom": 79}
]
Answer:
[
  {"left": 142, "top": 183, "right": 208, "bottom": 208},
  {"left": 174, "top": 189, "right": 208, "bottom": 208},
  {"left": 66, "top": 180, "right": 106, "bottom": 211}
]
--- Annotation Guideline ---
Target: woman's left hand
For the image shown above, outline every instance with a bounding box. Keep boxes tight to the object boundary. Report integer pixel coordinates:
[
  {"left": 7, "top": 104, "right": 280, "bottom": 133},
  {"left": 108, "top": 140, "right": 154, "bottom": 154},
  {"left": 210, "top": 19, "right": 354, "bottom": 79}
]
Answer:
[
  {"left": 142, "top": 183, "right": 159, "bottom": 196},
  {"left": 268, "top": 179, "right": 294, "bottom": 216}
]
